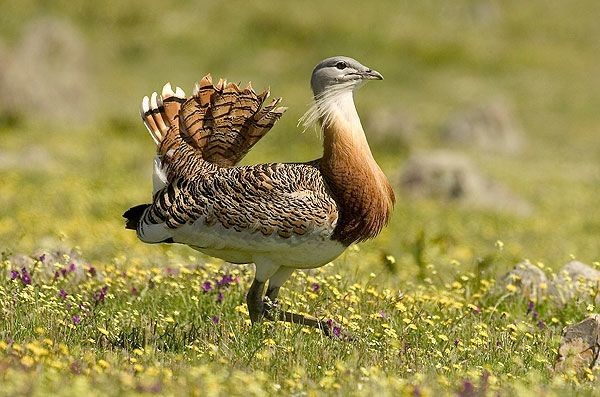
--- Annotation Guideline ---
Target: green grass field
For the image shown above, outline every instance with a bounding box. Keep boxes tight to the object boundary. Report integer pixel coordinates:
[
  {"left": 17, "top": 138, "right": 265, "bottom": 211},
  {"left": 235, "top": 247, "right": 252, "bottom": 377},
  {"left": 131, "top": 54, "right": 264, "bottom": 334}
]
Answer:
[{"left": 1, "top": 1, "right": 599, "bottom": 395}]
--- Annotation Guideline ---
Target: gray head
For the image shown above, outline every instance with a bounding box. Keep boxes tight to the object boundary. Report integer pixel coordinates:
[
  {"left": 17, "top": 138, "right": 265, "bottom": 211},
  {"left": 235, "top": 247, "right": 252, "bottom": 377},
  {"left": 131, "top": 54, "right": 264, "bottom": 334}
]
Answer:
[{"left": 310, "top": 56, "right": 383, "bottom": 97}]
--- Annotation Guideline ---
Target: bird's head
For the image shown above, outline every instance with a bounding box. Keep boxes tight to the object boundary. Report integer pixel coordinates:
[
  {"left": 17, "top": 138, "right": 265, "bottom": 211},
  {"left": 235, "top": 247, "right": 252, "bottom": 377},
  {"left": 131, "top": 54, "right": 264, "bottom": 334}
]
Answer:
[{"left": 310, "top": 56, "right": 383, "bottom": 97}]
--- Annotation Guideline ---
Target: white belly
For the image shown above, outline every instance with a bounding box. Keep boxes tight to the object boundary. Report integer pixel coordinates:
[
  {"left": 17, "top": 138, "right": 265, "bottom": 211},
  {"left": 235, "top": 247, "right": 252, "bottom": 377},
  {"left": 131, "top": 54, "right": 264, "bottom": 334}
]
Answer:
[{"left": 163, "top": 220, "right": 347, "bottom": 268}]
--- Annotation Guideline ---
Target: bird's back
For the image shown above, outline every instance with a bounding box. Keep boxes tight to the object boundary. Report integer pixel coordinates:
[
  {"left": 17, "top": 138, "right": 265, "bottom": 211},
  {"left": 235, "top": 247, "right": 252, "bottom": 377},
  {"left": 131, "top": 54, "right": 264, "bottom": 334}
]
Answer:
[{"left": 137, "top": 160, "right": 343, "bottom": 266}]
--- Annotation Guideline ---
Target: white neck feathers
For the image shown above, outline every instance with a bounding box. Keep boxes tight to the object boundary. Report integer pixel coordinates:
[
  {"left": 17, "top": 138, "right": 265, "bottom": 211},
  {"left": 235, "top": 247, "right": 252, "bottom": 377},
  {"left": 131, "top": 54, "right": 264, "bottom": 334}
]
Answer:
[{"left": 299, "top": 83, "right": 363, "bottom": 137}]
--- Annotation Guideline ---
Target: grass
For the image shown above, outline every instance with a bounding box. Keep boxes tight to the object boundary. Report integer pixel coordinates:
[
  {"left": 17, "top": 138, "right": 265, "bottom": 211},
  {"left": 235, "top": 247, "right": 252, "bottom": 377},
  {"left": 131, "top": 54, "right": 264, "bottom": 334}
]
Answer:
[
  {"left": 1, "top": 248, "right": 598, "bottom": 395},
  {"left": 0, "top": 0, "right": 599, "bottom": 395}
]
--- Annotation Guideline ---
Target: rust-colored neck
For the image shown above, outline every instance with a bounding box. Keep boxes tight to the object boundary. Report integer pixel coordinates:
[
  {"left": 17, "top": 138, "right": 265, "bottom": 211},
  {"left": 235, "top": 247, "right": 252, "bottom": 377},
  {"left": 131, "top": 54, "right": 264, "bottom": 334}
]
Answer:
[{"left": 319, "top": 91, "right": 394, "bottom": 245}]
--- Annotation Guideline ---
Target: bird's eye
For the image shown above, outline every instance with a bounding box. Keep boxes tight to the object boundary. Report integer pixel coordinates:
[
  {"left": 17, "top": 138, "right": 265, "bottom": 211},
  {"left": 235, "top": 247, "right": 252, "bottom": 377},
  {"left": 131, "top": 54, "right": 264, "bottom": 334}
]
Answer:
[{"left": 335, "top": 61, "right": 347, "bottom": 70}]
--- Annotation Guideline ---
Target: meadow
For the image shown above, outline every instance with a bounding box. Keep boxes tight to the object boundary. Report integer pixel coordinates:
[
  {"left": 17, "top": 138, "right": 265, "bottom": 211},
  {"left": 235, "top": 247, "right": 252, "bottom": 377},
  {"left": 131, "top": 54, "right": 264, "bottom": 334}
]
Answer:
[{"left": 0, "top": 1, "right": 599, "bottom": 395}]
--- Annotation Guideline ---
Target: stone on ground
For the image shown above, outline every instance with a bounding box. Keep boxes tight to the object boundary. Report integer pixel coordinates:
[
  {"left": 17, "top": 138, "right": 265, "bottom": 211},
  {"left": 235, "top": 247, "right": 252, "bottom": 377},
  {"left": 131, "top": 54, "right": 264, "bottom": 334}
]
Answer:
[
  {"left": 399, "top": 150, "right": 531, "bottom": 215},
  {"left": 555, "top": 314, "right": 600, "bottom": 373},
  {"left": 440, "top": 99, "right": 525, "bottom": 154}
]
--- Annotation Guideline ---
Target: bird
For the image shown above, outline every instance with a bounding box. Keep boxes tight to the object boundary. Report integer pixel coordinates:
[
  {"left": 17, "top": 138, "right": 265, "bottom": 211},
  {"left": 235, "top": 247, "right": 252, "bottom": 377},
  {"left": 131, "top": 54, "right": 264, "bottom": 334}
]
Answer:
[{"left": 123, "top": 56, "right": 395, "bottom": 335}]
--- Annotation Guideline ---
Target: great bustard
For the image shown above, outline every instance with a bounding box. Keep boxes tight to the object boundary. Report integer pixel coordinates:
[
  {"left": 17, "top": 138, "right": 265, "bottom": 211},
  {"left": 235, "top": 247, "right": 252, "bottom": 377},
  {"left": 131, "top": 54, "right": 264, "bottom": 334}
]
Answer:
[{"left": 124, "top": 56, "right": 394, "bottom": 335}]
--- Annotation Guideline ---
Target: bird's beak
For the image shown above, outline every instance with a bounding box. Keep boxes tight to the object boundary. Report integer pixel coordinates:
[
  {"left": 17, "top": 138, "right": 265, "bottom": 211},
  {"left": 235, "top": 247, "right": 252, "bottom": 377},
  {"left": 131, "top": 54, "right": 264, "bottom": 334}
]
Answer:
[{"left": 362, "top": 69, "right": 384, "bottom": 80}]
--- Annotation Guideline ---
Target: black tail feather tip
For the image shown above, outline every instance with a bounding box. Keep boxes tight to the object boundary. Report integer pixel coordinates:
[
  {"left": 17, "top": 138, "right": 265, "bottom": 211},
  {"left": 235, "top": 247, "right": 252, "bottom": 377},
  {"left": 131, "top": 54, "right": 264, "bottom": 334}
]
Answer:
[{"left": 123, "top": 204, "right": 150, "bottom": 230}]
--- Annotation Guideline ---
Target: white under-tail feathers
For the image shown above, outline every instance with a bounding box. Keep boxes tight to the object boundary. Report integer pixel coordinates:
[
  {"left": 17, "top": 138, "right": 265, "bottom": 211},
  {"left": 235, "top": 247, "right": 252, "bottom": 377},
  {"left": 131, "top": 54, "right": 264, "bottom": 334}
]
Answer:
[
  {"left": 152, "top": 157, "right": 168, "bottom": 195},
  {"left": 140, "top": 82, "right": 186, "bottom": 146},
  {"left": 140, "top": 82, "right": 186, "bottom": 194},
  {"left": 298, "top": 81, "right": 359, "bottom": 136}
]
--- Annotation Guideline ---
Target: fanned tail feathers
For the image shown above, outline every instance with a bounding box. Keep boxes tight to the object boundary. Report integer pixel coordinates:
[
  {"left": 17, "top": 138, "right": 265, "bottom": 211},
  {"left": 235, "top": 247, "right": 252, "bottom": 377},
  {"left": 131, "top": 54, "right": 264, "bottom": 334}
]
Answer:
[
  {"left": 140, "top": 83, "right": 186, "bottom": 147},
  {"left": 180, "top": 74, "right": 287, "bottom": 166},
  {"left": 140, "top": 74, "right": 287, "bottom": 170}
]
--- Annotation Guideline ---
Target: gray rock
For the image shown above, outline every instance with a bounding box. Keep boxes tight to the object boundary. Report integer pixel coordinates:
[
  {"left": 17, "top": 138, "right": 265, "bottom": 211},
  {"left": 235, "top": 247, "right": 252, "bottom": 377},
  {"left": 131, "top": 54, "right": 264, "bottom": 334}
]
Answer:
[
  {"left": 363, "top": 107, "right": 415, "bottom": 147},
  {"left": 400, "top": 150, "right": 532, "bottom": 215},
  {"left": 563, "top": 261, "right": 600, "bottom": 282},
  {"left": 498, "top": 260, "right": 548, "bottom": 300},
  {"left": 0, "top": 146, "right": 55, "bottom": 171},
  {"left": 5, "top": 254, "right": 35, "bottom": 276},
  {"left": 0, "top": 17, "right": 93, "bottom": 123},
  {"left": 556, "top": 315, "right": 600, "bottom": 372},
  {"left": 551, "top": 261, "right": 600, "bottom": 304},
  {"left": 440, "top": 99, "right": 525, "bottom": 154},
  {"left": 7, "top": 247, "right": 89, "bottom": 282}
]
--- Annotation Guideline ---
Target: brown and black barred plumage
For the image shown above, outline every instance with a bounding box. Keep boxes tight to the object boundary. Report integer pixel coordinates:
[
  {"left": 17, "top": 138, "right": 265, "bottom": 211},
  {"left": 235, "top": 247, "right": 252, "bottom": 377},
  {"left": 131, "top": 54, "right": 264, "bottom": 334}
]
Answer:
[{"left": 124, "top": 57, "right": 394, "bottom": 334}]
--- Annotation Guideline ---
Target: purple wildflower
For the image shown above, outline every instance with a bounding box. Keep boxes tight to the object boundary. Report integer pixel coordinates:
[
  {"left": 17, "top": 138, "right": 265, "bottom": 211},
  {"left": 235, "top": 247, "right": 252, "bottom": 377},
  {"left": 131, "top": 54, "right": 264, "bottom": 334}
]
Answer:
[
  {"left": 72, "top": 315, "right": 81, "bottom": 325},
  {"left": 131, "top": 287, "right": 138, "bottom": 296},
  {"left": 59, "top": 289, "right": 68, "bottom": 299},
  {"left": 379, "top": 310, "right": 387, "bottom": 319},
  {"left": 458, "top": 380, "right": 475, "bottom": 397},
  {"left": 332, "top": 326, "right": 342, "bottom": 338},
  {"left": 325, "top": 319, "right": 342, "bottom": 338},
  {"left": 211, "top": 316, "right": 220, "bottom": 324},
  {"left": 202, "top": 281, "right": 213, "bottom": 292},
  {"left": 165, "top": 267, "right": 175, "bottom": 276},
  {"left": 88, "top": 266, "right": 96, "bottom": 277},
  {"left": 454, "top": 338, "right": 460, "bottom": 347},
  {"left": 20, "top": 268, "right": 31, "bottom": 285},
  {"left": 537, "top": 320, "right": 546, "bottom": 329},
  {"left": 68, "top": 263, "right": 76, "bottom": 272},
  {"left": 217, "top": 292, "right": 224, "bottom": 303},
  {"left": 38, "top": 254, "right": 46, "bottom": 263},
  {"left": 60, "top": 268, "right": 68, "bottom": 277},
  {"left": 311, "top": 282, "right": 320, "bottom": 292},
  {"left": 70, "top": 360, "right": 83, "bottom": 375},
  {"left": 54, "top": 271, "right": 60, "bottom": 280},
  {"left": 216, "top": 274, "right": 234, "bottom": 288},
  {"left": 93, "top": 286, "right": 108, "bottom": 303},
  {"left": 10, "top": 270, "right": 19, "bottom": 281},
  {"left": 526, "top": 300, "right": 534, "bottom": 315}
]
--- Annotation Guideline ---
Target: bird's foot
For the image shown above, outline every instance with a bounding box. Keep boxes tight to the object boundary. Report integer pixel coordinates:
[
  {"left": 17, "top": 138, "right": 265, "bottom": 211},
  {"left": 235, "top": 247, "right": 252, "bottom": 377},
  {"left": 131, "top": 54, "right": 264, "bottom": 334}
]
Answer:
[
  {"left": 260, "top": 302, "right": 356, "bottom": 341},
  {"left": 262, "top": 297, "right": 279, "bottom": 321},
  {"left": 319, "top": 318, "right": 356, "bottom": 341}
]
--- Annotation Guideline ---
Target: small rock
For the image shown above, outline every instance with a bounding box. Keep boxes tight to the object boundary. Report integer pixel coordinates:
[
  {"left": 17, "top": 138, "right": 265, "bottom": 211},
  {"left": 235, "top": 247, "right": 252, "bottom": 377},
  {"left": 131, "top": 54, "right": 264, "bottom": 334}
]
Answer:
[
  {"left": 498, "top": 260, "right": 548, "bottom": 300},
  {"left": 555, "top": 315, "right": 600, "bottom": 372},
  {"left": 440, "top": 99, "right": 525, "bottom": 154},
  {"left": 363, "top": 107, "right": 415, "bottom": 149},
  {"left": 8, "top": 247, "right": 89, "bottom": 282},
  {"left": 0, "top": 17, "right": 93, "bottom": 123},
  {"left": 562, "top": 261, "right": 600, "bottom": 282},
  {"left": 551, "top": 261, "right": 600, "bottom": 303},
  {"left": 469, "top": 0, "right": 503, "bottom": 25},
  {"left": 400, "top": 150, "right": 531, "bottom": 215},
  {"left": 0, "top": 146, "right": 55, "bottom": 171}
]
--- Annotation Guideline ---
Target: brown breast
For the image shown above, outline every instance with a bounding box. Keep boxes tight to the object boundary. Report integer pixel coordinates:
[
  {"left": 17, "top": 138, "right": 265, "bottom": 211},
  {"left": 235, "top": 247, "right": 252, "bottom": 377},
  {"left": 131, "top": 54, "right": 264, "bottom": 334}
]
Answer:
[{"left": 320, "top": 119, "right": 395, "bottom": 246}]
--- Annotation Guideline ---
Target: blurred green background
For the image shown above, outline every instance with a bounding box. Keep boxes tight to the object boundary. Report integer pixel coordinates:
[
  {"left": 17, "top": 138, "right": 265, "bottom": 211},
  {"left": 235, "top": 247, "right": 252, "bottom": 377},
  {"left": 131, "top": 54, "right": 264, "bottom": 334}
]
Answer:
[{"left": 1, "top": 0, "right": 598, "bottom": 282}]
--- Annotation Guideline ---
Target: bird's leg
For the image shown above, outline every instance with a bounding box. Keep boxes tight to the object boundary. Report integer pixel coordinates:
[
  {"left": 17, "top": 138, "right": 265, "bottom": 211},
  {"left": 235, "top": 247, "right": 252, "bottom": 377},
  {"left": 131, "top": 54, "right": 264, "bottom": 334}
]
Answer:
[
  {"left": 246, "top": 278, "right": 266, "bottom": 324},
  {"left": 261, "top": 267, "right": 294, "bottom": 319},
  {"left": 265, "top": 285, "right": 280, "bottom": 303},
  {"left": 264, "top": 281, "right": 325, "bottom": 331},
  {"left": 251, "top": 267, "right": 351, "bottom": 339},
  {"left": 261, "top": 268, "right": 349, "bottom": 339}
]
